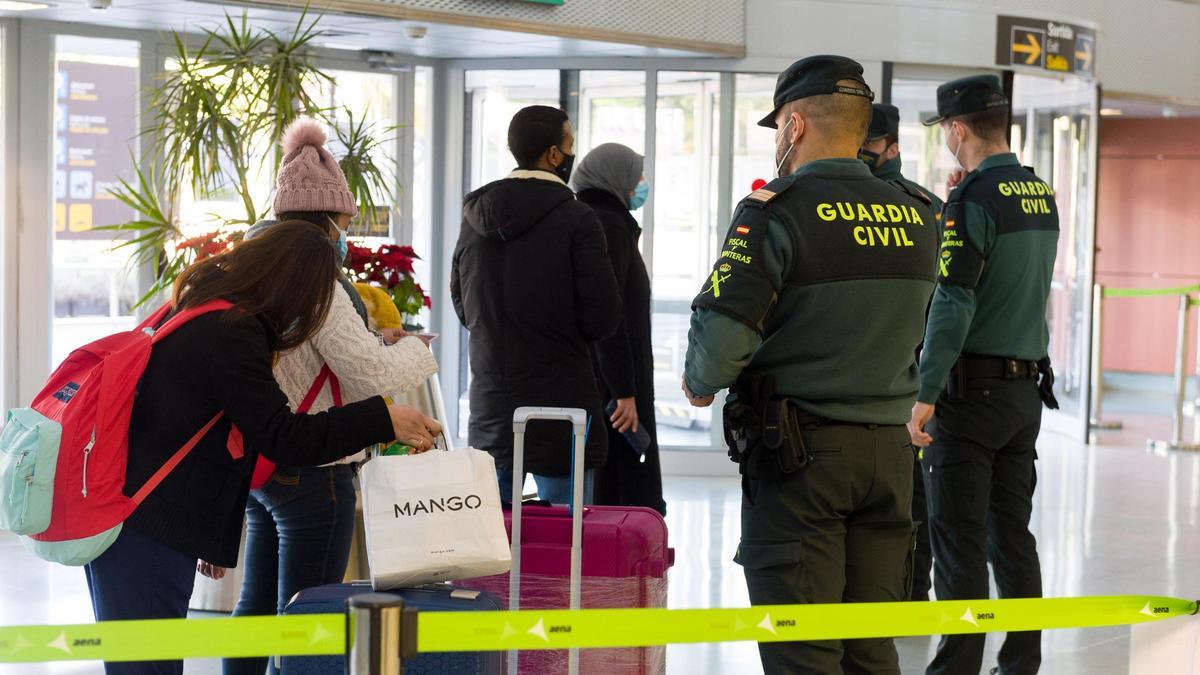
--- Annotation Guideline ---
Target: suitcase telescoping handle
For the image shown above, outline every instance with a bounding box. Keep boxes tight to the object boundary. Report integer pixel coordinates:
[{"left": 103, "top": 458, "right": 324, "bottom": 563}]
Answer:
[{"left": 510, "top": 407, "right": 587, "bottom": 675}]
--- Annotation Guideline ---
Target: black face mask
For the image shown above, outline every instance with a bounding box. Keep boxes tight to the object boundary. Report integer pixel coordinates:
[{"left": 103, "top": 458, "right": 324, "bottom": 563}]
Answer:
[
  {"left": 554, "top": 149, "right": 575, "bottom": 184},
  {"left": 858, "top": 148, "right": 882, "bottom": 171}
]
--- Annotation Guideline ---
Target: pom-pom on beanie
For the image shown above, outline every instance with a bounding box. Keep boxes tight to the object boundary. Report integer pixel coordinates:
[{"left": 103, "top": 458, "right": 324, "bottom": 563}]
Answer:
[{"left": 273, "top": 118, "right": 358, "bottom": 217}]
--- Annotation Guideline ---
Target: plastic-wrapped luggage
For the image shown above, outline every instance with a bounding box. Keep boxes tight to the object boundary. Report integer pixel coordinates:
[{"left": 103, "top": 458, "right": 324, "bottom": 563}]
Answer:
[{"left": 458, "top": 407, "right": 674, "bottom": 675}]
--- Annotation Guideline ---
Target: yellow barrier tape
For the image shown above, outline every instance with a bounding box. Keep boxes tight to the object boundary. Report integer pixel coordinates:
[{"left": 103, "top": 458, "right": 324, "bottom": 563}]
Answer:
[
  {"left": 417, "top": 595, "right": 1197, "bottom": 652},
  {"left": 0, "top": 614, "right": 344, "bottom": 664},
  {"left": 1102, "top": 284, "right": 1200, "bottom": 298},
  {"left": 1, "top": 596, "right": 1194, "bottom": 663}
]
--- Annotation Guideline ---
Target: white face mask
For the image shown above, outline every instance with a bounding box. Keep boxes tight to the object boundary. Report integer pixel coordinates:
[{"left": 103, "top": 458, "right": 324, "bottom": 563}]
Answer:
[
  {"left": 774, "top": 117, "right": 796, "bottom": 178},
  {"left": 948, "top": 126, "right": 965, "bottom": 170}
]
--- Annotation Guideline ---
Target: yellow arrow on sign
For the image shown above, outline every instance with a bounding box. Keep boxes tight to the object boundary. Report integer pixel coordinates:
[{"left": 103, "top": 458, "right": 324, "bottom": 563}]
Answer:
[
  {"left": 1013, "top": 32, "right": 1042, "bottom": 65},
  {"left": 1075, "top": 39, "right": 1093, "bottom": 71}
]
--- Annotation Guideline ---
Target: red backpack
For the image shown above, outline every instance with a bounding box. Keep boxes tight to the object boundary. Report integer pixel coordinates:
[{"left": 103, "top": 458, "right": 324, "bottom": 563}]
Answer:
[{"left": 0, "top": 300, "right": 235, "bottom": 565}]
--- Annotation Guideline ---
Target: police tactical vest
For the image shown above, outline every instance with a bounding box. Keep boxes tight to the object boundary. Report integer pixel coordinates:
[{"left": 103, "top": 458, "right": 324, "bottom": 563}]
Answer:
[
  {"left": 693, "top": 173, "right": 939, "bottom": 333},
  {"left": 690, "top": 167, "right": 941, "bottom": 424},
  {"left": 934, "top": 160, "right": 1060, "bottom": 363},
  {"left": 937, "top": 164, "right": 1059, "bottom": 289}
]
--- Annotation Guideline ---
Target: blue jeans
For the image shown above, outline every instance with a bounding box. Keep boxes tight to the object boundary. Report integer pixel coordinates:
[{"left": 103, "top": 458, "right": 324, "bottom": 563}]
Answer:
[
  {"left": 497, "top": 467, "right": 595, "bottom": 505},
  {"left": 224, "top": 464, "right": 357, "bottom": 675},
  {"left": 85, "top": 526, "right": 196, "bottom": 675}
]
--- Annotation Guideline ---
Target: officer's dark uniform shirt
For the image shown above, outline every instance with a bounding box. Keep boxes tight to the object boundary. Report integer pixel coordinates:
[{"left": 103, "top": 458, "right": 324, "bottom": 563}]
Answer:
[
  {"left": 872, "top": 157, "right": 945, "bottom": 219},
  {"left": 917, "top": 152, "right": 1060, "bottom": 403},
  {"left": 684, "top": 158, "right": 938, "bottom": 424}
]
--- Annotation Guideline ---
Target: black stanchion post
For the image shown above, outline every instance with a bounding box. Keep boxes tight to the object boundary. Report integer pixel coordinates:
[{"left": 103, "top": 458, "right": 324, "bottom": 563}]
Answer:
[{"left": 346, "top": 593, "right": 406, "bottom": 675}]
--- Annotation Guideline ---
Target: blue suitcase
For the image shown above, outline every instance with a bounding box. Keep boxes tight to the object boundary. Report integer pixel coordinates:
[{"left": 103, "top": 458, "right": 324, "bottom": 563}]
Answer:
[{"left": 277, "top": 581, "right": 505, "bottom": 674}]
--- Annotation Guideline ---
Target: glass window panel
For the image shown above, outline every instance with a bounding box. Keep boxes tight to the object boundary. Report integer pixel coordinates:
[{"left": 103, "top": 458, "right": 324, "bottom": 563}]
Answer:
[
  {"left": 891, "top": 78, "right": 959, "bottom": 202},
  {"left": 1012, "top": 75, "right": 1098, "bottom": 428},
  {"left": 51, "top": 36, "right": 140, "bottom": 366},
  {"left": 731, "top": 74, "right": 775, "bottom": 200},
  {"left": 577, "top": 70, "right": 646, "bottom": 157},
  {"left": 464, "top": 70, "right": 560, "bottom": 191},
  {"left": 321, "top": 70, "right": 399, "bottom": 240},
  {"left": 652, "top": 71, "right": 721, "bottom": 448}
]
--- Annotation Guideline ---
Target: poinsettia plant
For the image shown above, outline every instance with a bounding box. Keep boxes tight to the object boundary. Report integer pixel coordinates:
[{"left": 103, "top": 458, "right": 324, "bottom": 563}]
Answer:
[{"left": 344, "top": 242, "right": 432, "bottom": 329}]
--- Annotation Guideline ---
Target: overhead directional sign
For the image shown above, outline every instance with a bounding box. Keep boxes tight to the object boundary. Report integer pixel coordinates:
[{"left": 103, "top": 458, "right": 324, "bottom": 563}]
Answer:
[{"left": 996, "top": 16, "right": 1097, "bottom": 78}]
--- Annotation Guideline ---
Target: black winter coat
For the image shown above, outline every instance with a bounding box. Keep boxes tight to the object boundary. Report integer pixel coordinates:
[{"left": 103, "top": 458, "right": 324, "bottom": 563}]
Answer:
[
  {"left": 127, "top": 311, "right": 393, "bottom": 566},
  {"left": 451, "top": 173, "right": 622, "bottom": 476},
  {"left": 577, "top": 188, "right": 666, "bottom": 514}
]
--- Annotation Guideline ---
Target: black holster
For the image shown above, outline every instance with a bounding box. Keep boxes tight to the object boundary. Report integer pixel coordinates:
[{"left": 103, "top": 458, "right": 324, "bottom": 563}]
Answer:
[
  {"left": 724, "top": 374, "right": 808, "bottom": 477},
  {"left": 1037, "top": 357, "right": 1060, "bottom": 410}
]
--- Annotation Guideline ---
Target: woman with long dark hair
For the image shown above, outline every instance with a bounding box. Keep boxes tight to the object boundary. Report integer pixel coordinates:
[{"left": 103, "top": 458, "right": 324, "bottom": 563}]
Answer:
[{"left": 84, "top": 220, "right": 440, "bottom": 675}]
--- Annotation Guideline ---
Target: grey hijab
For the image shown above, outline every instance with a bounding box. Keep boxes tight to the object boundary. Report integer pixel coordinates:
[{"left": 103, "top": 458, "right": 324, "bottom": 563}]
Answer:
[{"left": 570, "top": 143, "right": 644, "bottom": 207}]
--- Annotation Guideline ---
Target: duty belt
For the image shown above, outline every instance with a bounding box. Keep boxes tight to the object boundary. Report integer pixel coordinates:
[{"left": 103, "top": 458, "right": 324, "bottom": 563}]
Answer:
[{"left": 960, "top": 354, "right": 1040, "bottom": 380}]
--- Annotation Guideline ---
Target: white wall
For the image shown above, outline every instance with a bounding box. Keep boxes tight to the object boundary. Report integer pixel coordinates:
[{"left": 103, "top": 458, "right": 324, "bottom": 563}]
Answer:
[{"left": 745, "top": 0, "right": 1200, "bottom": 104}]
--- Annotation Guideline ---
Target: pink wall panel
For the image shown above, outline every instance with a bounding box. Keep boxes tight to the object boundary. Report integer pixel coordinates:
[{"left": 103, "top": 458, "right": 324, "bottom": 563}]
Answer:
[{"left": 1096, "top": 118, "right": 1200, "bottom": 374}]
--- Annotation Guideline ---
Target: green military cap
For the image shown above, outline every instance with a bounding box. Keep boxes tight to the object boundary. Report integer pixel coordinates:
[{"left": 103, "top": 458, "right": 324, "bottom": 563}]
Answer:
[
  {"left": 758, "top": 55, "right": 874, "bottom": 129},
  {"left": 866, "top": 103, "right": 900, "bottom": 141},
  {"left": 923, "top": 74, "right": 1009, "bottom": 126}
]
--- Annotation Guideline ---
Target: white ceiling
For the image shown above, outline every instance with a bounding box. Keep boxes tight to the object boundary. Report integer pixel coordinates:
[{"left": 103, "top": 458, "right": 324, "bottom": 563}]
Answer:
[{"left": 0, "top": 0, "right": 711, "bottom": 59}]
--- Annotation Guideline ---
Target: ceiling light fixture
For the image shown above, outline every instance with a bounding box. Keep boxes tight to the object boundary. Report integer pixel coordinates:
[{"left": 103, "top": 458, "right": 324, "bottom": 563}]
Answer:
[
  {"left": 0, "top": 0, "right": 50, "bottom": 9},
  {"left": 1099, "top": 108, "right": 1124, "bottom": 116}
]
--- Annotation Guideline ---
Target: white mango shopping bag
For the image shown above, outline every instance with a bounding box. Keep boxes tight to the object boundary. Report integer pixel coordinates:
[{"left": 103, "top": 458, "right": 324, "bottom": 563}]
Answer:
[{"left": 360, "top": 448, "right": 511, "bottom": 590}]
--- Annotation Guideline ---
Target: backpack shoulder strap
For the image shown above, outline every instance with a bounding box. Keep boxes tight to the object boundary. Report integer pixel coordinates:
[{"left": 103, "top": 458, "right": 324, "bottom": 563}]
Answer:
[
  {"left": 297, "top": 364, "right": 342, "bottom": 413},
  {"left": 130, "top": 412, "right": 225, "bottom": 504},
  {"left": 151, "top": 299, "right": 235, "bottom": 344}
]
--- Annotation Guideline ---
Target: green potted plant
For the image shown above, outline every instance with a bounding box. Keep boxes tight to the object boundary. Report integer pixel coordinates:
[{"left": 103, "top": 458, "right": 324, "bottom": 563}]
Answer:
[{"left": 103, "top": 10, "right": 396, "bottom": 307}]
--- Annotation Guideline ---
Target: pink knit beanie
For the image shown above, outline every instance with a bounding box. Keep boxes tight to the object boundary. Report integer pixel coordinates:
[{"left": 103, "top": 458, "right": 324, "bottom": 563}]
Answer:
[{"left": 273, "top": 118, "right": 358, "bottom": 217}]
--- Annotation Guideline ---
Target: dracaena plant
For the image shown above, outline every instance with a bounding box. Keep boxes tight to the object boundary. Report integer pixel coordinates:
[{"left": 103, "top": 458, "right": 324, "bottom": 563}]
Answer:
[{"left": 101, "top": 8, "right": 395, "bottom": 307}]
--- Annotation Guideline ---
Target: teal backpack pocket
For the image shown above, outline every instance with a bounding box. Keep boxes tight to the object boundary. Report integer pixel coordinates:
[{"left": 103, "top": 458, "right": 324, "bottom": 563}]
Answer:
[
  {"left": 24, "top": 523, "right": 122, "bottom": 566},
  {"left": 0, "top": 408, "right": 62, "bottom": 535}
]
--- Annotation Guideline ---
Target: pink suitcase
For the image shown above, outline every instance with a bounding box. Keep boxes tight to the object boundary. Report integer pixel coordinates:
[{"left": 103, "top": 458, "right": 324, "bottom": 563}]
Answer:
[{"left": 458, "top": 407, "right": 674, "bottom": 675}]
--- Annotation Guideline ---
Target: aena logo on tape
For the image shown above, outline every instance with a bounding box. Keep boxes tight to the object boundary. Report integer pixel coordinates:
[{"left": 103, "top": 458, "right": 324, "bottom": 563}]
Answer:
[
  {"left": 73, "top": 639, "right": 101, "bottom": 648},
  {"left": 394, "top": 495, "right": 482, "bottom": 517}
]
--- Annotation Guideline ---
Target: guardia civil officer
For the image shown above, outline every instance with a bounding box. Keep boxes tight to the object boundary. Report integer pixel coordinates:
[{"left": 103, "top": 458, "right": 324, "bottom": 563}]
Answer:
[
  {"left": 860, "top": 103, "right": 944, "bottom": 217},
  {"left": 681, "top": 55, "right": 938, "bottom": 675},
  {"left": 908, "top": 75, "right": 1060, "bottom": 675},
  {"left": 861, "top": 102, "right": 943, "bottom": 602}
]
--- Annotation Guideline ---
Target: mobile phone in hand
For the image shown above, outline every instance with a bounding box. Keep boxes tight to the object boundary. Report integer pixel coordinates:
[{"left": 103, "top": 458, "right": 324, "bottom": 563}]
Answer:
[{"left": 605, "top": 400, "right": 652, "bottom": 463}]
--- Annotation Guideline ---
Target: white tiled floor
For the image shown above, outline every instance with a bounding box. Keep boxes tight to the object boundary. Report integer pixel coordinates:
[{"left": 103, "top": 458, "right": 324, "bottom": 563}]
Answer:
[{"left": 3, "top": 407, "right": 1199, "bottom": 674}]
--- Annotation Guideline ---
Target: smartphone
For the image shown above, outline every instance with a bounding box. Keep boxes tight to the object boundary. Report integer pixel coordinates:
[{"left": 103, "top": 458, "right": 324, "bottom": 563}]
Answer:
[{"left": 605, "top": 400, "right": 652, "bottom": 463}]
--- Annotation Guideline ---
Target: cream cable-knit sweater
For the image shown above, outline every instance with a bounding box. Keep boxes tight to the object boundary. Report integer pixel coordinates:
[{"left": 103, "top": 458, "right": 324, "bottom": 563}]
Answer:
[{"left": 273, "top": 282, "right": 439, "bottom": 465}]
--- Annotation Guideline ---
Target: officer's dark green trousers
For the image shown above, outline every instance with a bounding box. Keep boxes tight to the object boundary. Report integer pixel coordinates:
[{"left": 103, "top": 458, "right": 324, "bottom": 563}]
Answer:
[
  {"left": 736, "top": 424, "right": 915, "bottom": 675},
  {"left": 924, "top": 377, "right": 1043, "bottom": 675}
]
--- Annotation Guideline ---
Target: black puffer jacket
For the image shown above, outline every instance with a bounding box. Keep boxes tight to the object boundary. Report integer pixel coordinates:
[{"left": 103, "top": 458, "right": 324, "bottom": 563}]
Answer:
[{"left": 451, "top": 172, "right": 621, "bottom": 476}]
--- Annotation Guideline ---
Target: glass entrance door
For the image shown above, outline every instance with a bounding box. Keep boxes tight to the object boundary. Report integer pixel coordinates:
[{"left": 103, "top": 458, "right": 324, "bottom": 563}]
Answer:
[{"left": 1011, "top": 75, "right": 1099, "bottom": 440}]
